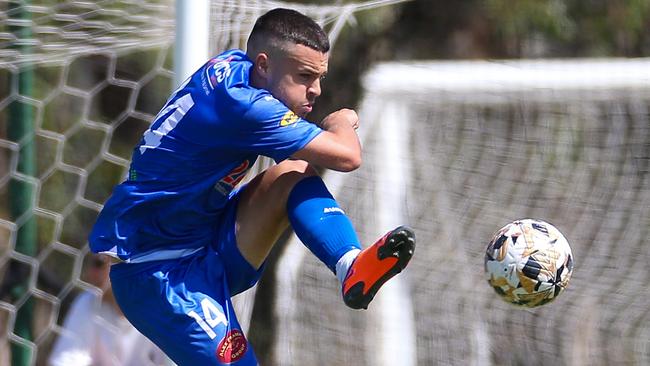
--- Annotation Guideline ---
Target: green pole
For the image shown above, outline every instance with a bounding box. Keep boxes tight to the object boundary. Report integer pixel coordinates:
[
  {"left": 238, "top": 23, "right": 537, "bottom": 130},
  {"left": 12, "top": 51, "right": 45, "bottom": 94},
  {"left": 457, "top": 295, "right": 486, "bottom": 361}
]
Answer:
[{"left": 8, "top": 2, "right": 36, "bottom": 366}]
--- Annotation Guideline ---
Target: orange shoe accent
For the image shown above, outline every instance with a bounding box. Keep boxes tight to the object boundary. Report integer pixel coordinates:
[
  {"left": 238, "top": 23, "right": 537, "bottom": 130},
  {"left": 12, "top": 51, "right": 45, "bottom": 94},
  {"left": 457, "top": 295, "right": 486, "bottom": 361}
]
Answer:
[
  {"left": 343, "top": 232, "right": 397, "bottom": 295},
  {"left": 342, "top": 226, "right": 415, "bottom": 309}
]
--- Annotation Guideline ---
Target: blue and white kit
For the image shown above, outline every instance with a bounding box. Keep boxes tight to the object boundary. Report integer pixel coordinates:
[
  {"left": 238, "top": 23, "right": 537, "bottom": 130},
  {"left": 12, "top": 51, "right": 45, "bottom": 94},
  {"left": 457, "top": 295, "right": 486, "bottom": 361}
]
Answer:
[{"left": 89, "top": 49, "right": 322, "bottom": 365}]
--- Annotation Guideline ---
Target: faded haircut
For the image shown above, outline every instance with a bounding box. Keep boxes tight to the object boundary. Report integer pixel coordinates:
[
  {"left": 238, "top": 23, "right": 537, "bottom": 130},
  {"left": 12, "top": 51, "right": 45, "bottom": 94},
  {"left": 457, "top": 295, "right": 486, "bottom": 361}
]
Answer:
[{"left": 246, "top": 8, "right": 330, "bottom": 57}]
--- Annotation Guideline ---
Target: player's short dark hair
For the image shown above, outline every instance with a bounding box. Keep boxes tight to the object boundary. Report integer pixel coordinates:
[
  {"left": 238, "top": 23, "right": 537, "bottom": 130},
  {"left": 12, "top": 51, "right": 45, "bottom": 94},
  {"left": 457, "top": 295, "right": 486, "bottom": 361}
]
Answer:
[{"left": 246, "top": 8, "right": 330, "bottom": 56}]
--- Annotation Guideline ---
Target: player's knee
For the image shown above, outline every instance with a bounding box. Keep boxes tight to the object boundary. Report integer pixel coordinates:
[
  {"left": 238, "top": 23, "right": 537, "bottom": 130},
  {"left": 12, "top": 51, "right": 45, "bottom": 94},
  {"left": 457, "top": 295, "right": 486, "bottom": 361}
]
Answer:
[
  {"left": 274, "top": 160, "right": 318, "bottom": 186},
  {"left": 274, "top": 159, "right": 316, "bottom": 177},
  {"left": 268, "top": 160, "right": 318, "bottom": 197}
]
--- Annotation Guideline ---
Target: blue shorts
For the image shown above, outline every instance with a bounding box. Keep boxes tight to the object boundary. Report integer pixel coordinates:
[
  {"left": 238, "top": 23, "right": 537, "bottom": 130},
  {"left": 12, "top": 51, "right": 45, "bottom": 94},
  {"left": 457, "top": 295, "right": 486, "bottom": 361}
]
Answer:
[{"left": 109, "top": 189, "right": 262, "bottom": 365}]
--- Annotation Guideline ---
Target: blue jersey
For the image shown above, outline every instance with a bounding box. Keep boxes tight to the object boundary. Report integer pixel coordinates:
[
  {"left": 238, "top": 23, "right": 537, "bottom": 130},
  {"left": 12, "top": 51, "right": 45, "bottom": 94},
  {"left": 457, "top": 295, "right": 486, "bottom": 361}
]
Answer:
[{"left": 89, "top": 49, "right": 322, "bottom": 261}]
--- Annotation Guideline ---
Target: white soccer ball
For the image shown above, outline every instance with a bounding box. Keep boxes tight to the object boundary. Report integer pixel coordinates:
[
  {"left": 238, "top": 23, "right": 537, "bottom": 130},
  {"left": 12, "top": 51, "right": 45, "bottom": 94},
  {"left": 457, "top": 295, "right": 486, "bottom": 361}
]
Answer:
[{"left": 484, "top": 219, "right": 574, "bottom": 308}]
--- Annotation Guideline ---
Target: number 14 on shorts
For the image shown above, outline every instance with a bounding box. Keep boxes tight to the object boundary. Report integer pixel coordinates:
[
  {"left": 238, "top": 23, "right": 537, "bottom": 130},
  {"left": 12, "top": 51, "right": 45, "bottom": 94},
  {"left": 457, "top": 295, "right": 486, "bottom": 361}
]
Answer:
[{"left": 187, "top": 298, "right": 228, "bottom": 339}]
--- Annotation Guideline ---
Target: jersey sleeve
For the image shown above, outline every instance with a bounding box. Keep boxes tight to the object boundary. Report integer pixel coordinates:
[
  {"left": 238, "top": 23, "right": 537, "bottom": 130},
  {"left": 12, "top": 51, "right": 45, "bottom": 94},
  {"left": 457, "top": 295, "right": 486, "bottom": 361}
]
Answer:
[
  {"left": 233, "top": 94, "right": 323, "bottom": 162},
  {"left": 200, "top": 54, "right": 322, "bottom": 162}
]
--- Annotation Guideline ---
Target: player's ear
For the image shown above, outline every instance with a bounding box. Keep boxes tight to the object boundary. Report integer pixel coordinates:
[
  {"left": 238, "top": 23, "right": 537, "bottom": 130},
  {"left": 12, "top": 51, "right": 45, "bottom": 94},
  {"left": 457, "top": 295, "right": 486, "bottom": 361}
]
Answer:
[{"left": 254, "top": 53, "right": 271, "bottom": 80}]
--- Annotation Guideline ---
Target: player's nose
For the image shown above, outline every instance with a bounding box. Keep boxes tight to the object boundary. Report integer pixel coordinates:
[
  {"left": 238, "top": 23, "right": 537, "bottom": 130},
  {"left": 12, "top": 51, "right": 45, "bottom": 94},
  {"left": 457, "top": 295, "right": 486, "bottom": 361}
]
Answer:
[{"left": 308, "top": 78, "right": 321, "bottom": 98}]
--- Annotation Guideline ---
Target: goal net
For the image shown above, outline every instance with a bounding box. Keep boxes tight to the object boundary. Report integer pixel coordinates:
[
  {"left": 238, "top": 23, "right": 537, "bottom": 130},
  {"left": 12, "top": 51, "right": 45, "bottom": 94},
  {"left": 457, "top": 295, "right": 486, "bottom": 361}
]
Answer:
[{"left": 281, "top": 59, "right": 649, "bottom": 366}]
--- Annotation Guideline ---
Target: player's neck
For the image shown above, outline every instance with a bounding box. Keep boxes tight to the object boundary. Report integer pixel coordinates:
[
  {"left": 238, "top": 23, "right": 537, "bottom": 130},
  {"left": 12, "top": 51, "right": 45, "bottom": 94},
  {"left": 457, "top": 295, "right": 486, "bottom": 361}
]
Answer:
[{"left": 249, "top": 68, "right": 266, "bottom": 90}]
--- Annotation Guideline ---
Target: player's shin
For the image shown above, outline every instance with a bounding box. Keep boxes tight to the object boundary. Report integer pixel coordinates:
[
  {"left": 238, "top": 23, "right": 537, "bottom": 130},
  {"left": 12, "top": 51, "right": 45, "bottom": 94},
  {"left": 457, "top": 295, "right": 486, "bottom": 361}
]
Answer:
[{"left": 286, "top": 176, "right": 361, "bottom": 275}]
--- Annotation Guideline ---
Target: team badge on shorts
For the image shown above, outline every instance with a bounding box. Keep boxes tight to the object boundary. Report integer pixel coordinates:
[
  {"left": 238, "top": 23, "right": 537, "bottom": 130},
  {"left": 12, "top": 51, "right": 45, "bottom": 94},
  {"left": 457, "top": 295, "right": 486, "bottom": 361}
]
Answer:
[{"left": 216, "top": 329, "right": 248, "bottom": 363}]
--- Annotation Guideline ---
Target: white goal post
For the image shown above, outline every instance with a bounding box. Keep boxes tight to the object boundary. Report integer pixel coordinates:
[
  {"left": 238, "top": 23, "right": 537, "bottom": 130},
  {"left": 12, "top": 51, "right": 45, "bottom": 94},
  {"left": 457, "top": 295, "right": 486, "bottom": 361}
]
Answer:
[{"left": 174, "top": 0, "right": 211, "bottom": 87}]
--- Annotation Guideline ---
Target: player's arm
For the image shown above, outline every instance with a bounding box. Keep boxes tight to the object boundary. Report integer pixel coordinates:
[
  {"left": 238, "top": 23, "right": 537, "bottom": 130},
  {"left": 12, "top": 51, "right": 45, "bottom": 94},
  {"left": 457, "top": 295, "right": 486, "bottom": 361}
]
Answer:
[{"left": 291, "top": 108, "right": 361, "bottom": 172}]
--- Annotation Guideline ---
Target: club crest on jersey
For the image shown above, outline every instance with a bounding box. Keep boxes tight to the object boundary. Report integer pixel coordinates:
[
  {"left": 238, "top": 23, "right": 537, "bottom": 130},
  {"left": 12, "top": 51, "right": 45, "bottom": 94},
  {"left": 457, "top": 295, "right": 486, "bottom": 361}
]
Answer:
[
  {"left": 216, "top": 329, "right": 248, "bottom": 363},
  {"left": 280, "top": 110, "right": 300, "bottom": 126},
  {"left": 206, "top": 56, "right": 234, "bottom": 89}
]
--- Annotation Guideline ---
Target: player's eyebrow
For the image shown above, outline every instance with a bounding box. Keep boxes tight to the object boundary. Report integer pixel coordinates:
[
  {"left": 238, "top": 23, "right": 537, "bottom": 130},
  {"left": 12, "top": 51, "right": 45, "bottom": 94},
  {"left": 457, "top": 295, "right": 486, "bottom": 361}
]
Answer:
[
  {"left": 298, "top": 66, "right": 327, "bottom": 78},
  {"left": 298, "top": 65, "right": 320, "bottom": 73}
]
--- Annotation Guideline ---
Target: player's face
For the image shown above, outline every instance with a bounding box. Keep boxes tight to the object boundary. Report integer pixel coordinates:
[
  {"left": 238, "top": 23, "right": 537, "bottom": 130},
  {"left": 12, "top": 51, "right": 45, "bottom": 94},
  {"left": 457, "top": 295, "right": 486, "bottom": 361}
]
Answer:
[{"left": 266, "top": 43, "right": 328, "bottom": 118}]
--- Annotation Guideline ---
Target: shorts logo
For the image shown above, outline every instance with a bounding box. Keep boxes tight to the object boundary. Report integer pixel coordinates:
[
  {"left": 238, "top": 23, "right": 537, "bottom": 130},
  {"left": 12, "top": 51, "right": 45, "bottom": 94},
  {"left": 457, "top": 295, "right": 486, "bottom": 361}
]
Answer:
[
  {"left": 216, "top": 329, "right": 248, "bottom": 363},
  {"left": 280, "top": 111, "right": 300, "bottom": 126}
]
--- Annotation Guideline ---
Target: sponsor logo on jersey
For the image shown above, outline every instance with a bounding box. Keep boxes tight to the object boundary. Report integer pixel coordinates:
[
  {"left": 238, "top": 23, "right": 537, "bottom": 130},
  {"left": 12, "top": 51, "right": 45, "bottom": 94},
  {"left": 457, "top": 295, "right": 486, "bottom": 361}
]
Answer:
[
  {"left": 215, "top": 159, "right": 252, "bottom": 195},
  {"left": 280, "top": 110, "right": 300, "bottom": 126},
  {"left": 221, "top": 160, "right": 250, "bottom": 187},
  {"left": 205, "top": 56, "right": 234, "bottom": 89},
  {"left": 216, "top": 329, "right": 248, "bottom": 363}
]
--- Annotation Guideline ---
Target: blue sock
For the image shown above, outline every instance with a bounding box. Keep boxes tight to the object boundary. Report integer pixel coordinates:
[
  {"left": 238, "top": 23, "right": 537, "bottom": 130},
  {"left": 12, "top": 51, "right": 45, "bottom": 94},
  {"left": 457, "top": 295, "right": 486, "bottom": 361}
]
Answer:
[{"left": 287, "top": 176, "right": 361, "bottom": 273}]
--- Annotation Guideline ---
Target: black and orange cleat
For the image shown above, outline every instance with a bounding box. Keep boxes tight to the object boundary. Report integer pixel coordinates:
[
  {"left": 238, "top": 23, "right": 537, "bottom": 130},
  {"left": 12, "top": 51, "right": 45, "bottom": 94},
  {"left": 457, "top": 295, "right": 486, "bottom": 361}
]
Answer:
[{"left": 342, "top": 226, "right": 416, "bottom": 310}]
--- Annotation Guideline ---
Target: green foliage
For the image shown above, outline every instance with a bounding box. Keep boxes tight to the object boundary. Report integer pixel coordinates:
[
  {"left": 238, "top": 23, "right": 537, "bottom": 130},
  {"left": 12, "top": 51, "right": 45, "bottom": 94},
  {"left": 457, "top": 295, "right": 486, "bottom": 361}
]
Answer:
[
  {"left": 315, "top": 0, "right": 650, "bottom": 121},
  {"left": 485, "top": 0, "right": 575, "bottom": 41},
  {"left": 564, "top": 0, "right": 650, "bottom": 55}
]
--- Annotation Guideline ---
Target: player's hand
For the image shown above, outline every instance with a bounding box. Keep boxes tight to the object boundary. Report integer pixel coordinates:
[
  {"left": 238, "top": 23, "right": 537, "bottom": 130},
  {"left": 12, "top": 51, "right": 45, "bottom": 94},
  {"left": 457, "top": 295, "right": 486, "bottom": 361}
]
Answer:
[
  {"left": 295, "top": 108, "right": 362, "bottom": 172},
  {"left": 320, "top": 109, "right": 359, "bottom": 131}
]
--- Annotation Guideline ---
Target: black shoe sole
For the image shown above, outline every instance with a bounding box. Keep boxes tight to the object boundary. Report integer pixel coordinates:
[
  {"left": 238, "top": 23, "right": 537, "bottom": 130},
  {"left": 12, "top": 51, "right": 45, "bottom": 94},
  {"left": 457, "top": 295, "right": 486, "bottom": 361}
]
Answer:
[{"left": 343, "top": 226, "right": 416, "bottom": 310}]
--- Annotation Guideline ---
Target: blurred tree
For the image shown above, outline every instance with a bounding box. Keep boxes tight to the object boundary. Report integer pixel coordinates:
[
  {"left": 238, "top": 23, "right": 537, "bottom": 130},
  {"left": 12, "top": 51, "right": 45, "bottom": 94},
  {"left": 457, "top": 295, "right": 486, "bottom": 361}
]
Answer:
[{"left": 310, "top": 0, "right": 650, "bottom": 121}]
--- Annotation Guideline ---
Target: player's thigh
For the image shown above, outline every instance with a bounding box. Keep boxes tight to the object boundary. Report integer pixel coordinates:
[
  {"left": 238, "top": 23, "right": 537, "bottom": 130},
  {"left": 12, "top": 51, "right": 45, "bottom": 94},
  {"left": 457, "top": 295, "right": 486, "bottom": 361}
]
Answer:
[
  {"left": 235, "top": 159, "right": 317, "bottom": 269},
  {"left": 109, "top": 255, "right": 258, "bottom": 366},
  {"left": 213, "top": 189, "right": 265, "bottom": 297}
]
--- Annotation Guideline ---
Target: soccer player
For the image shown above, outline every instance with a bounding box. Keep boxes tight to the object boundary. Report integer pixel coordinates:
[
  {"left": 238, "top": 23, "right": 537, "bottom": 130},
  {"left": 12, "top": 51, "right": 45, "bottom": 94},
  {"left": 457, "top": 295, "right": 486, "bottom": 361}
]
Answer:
[{"left": 89, "top": 8, "right": 415, "bottom": 365}]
